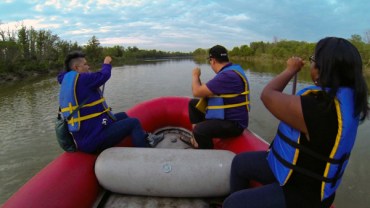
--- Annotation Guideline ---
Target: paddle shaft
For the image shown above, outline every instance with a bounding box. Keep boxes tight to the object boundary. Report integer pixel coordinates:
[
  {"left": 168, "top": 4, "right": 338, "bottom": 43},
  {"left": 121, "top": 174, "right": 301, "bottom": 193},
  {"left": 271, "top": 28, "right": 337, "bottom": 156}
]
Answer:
[
  {"left": 292, "top": 74, "right": 298, "bottom": 95},
  {"left": 101, "top": 84, "right": 105, "bottom": 95}
]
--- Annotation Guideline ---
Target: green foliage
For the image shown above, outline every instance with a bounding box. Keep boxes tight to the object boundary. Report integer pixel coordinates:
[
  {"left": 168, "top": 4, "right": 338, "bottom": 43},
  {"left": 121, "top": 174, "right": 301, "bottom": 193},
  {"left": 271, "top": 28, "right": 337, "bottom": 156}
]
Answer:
[
  {"left": 349, "top": 34, "right": 370, "bottom": 67},
  {"left": 0, "top": 26, "right": 191, "bottom": 81},
  {"left": 194, "top": 37, "right": 369, "bottom": 66},
  {"left": 84, "top": 35, "right": 103, "bottom": 64},
  {"left": 1, "top": 24, "right": 369, "bottom": 81}
]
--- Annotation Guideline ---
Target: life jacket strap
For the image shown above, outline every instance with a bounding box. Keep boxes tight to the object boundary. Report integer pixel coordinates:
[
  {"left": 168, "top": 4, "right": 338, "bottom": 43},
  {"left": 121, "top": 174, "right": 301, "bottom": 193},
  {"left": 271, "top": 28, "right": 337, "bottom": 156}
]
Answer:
[
  {"left": 61, "top": 98, "right": 105, "bottom": 113},
  {"left": 277, "top": 130, "right": 350, "bottom": 164},
  {"left": 82, "top": 97, "right": 105, "bottom": 107},
  {"left": 207, "top": 101, "right": 250, "bottom": 110},
  {"left": 270, "top": 146, "right": 345, "bottom": 183},
  {"left": 214, "top": 90, "right": 250, "bottom": 98},
  {"left": 67, "top": 108, "right": 111, "bottom": 125},
  {"left": 272, "top": 130, "right": 350, "bottom": 185}
]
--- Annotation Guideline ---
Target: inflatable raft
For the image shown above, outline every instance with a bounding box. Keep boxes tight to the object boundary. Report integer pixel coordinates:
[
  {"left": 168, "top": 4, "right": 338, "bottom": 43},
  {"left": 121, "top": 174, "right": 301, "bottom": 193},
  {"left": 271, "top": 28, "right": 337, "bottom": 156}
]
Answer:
[{"left": 3, "top": 96, "right": 270, "bottom": 208}]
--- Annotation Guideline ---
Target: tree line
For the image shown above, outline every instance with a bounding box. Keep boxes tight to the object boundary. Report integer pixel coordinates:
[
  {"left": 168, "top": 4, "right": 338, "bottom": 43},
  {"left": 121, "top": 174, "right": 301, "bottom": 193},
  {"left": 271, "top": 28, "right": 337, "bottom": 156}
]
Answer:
[
  {"left": 193, "top": 34, "right": 370, "bottom": 68},
  {"left": 1, "top": 25, "right": 370, "bottom": 83},
  {"left": 0, "top": 25, "right": 191, "bottom": 82}
]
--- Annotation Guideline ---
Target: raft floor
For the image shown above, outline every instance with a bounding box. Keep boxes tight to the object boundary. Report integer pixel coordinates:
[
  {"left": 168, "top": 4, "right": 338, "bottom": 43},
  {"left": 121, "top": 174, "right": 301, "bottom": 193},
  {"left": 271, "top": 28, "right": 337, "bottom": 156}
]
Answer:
[{"left": 105, "top": 194, "right": 220, "bottom": 208}]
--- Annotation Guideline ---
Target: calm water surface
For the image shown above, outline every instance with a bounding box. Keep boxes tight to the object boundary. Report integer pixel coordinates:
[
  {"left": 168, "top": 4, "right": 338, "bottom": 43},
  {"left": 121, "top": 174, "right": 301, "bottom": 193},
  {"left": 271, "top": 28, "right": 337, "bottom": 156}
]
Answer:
[{"left": 0, "top": 59, "right": 369, "bottom": 207}]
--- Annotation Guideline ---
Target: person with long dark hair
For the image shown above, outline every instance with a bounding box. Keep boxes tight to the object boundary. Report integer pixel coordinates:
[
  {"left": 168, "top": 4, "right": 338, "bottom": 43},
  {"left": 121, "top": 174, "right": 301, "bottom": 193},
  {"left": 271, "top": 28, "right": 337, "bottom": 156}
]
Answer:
[{"left": 223, "top": 37, "right": 369, "bottom": 208}]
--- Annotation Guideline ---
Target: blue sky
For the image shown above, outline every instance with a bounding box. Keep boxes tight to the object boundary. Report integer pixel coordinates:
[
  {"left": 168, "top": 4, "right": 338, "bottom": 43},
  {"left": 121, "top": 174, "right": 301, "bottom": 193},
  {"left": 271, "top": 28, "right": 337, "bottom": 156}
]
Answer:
[{"left": 0, "top": 0, "right": 369, "bottom": 52}]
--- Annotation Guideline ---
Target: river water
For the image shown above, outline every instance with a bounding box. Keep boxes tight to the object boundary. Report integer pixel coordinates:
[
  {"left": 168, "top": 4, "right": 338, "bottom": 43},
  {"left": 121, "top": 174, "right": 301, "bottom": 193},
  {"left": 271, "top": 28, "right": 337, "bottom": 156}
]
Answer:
[{"left": 0, "top": 59, "right": 369, "bottom": 207}]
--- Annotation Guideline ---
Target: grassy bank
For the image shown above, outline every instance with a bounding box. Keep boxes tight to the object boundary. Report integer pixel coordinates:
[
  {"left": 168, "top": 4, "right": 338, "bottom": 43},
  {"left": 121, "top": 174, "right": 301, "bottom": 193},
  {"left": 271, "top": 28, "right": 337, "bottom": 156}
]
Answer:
[{"left": 0, "top": 56, "right": 192, "bottom": 85}]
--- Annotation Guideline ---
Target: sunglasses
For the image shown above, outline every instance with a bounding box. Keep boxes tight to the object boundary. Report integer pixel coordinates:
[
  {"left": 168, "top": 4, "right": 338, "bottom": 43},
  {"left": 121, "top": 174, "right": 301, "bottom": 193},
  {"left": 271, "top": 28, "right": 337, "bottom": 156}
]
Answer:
[{"left": 309, "top": 55, "right": 315, "bottom": 63}]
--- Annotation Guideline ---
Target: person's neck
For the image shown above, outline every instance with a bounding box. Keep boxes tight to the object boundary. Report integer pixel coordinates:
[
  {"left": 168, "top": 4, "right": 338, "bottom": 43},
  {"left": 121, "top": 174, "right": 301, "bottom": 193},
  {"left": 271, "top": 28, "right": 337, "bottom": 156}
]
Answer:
[{"left": 215, "top": 62, "right": 230, "bottom": 73}]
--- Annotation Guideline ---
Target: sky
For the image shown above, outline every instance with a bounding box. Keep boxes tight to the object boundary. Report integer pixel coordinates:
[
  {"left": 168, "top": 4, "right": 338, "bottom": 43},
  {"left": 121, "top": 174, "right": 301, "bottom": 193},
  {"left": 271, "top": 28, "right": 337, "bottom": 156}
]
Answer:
[{"left": 0, "top": 0, "right": 369, "bottom": 52}]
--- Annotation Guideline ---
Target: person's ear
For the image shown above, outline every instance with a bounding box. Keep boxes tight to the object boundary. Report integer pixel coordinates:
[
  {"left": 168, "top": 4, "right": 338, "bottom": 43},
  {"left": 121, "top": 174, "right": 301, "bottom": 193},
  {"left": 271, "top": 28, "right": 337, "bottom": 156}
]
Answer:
[{"left": 312, "top": 67, "right": 320, "bottom": 84}]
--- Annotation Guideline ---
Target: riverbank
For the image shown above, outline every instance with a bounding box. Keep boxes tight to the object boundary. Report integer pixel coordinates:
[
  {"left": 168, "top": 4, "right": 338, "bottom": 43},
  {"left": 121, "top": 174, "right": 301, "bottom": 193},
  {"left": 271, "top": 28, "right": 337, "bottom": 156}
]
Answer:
[
  {"left": 0, "top": 69, "right": 59, "bottom": 85},
  {"left": 0, "top": 56, "right": 193, "bottom": 85},
  {"left": 1, "top": 57, "right": 369, "bottom": 85}
]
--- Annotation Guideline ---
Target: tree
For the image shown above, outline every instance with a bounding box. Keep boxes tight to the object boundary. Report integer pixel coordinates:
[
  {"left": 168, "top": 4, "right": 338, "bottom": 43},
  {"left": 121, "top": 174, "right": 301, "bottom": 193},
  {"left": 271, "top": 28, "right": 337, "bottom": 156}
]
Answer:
[
  {"left": 350, "top": 34, "right": 362, "bottom": 43},
  {"left": 229, "top": 46, "right": 240, "bottom": 56},
  {"left": 250, "top": 41, "right": 267, "bottom": 55},
  {"left": 240, "top": 45, "right": 253, "bottom": 56},
  {"left": 364, "top": 30, "right": 370, "bottom": 44},
  {"left": 29, "top": 27, "right": 37, "bottom": 60},
  {"left": 192, "top": 48, "right": 207, "bottom": 57},
  {"left": 84, "top": 36, "right": 103, "bottom": 64},
  {"left": 17, "top": 25, "right": 30, "bottom": 59},
  {"left": 103, "top": 45, "right": 124, "bottom": 57},
  {"left": 0, "top": 27, "right": 191, "bottom": 79}
]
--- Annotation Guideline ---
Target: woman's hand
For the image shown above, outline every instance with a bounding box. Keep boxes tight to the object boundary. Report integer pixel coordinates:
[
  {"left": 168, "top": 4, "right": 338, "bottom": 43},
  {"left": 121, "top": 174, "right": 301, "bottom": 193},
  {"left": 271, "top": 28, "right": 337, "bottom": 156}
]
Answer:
[
  {"left": 104, "top": 56, "right": 112, "bottom": 64},
  {"left": 260, "top": 56, "right": 308, "bottom": 134},
  {"left": 286, "top": 56, "right": 304, "bottom": 74}
]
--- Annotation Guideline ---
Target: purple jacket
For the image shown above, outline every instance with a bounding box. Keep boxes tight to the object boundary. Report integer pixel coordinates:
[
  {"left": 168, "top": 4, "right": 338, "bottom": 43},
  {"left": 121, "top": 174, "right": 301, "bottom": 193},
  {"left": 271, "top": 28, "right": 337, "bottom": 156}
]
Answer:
[{"left": 57, "top": 64, "right": 115, "bottom": 152}]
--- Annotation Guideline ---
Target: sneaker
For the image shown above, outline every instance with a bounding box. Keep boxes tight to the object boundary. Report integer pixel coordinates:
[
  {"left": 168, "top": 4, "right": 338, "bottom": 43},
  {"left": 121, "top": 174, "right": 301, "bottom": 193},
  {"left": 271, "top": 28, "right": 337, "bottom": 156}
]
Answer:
[
  {"left": 179, "top": 136, "right": 199, "bottom": 149},
  {"left": 147, "top": 133, "right": 164, "bottom": 147}
]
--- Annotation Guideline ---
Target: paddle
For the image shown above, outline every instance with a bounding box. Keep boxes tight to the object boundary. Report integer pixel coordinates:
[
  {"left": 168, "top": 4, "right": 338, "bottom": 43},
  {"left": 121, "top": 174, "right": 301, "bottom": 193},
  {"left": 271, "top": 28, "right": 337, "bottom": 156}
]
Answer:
[
  {"left": 101, "top": 84, "right": 105, "bottom": 95},
  {"left": 292, "top": 74, "right": 298, "bottom": 95}
]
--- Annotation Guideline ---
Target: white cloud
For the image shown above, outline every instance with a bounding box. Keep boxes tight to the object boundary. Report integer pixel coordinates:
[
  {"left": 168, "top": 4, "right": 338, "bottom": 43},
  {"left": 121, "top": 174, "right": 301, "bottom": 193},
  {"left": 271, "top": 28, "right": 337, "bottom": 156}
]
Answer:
[
  {"left": 100, "top": 36, "right": 152, "bottom": 45},
  {"left": 0, "top": 18, "right": 60, "bottom": 31},
  {"left": 225, "top": 14, "right": 250, "bottom": 22},
  {"left": 1, "top": 0, "right": 369, "bottom": 51},
  {"left": 96, "top": 0, "right": 145, "bottom": 7},
  {"left": 69, "top": 28, "right": 95, "bottom": 35},
  {"left": 34, "top": 0, "right": 63, "bottom": 12}
]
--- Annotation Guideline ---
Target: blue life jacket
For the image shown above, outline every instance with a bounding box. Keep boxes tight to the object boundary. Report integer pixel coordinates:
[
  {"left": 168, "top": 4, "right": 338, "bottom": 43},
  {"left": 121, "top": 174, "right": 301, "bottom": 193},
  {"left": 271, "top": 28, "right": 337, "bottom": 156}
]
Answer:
[
  {"left": 201, "top": 64, "right": 250, "bottom": 119},
  {"left": 59, "top": 71, "right": 114, "bottom": 132},
  {"left": 267, "top": 85, "right": 359, "bottom": 200}
]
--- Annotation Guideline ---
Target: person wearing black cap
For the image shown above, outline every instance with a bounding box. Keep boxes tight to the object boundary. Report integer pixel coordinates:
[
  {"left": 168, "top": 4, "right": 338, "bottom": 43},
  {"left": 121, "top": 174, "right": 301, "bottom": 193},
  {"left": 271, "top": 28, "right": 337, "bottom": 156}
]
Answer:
[{"left": 185, "top": 45, "right": 251, "bottom": 149}]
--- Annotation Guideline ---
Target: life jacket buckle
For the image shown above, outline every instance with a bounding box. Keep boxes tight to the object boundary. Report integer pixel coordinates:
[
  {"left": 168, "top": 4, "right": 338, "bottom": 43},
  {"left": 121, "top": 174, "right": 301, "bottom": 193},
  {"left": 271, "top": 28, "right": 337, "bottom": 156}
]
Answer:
[{"left": 102, "top": 118, "right": 108, "bottom": 126}]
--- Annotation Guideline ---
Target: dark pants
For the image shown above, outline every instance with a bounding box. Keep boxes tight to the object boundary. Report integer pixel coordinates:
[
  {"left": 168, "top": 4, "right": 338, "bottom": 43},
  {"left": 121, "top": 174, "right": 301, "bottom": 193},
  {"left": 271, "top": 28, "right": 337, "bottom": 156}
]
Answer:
[
  {"left": 98, "top": 112, "right": 148, "bottom": 151},
  {"left": 223, "top": 151, "right": 286, "bottom": 208},
  {"left": 188, "top": 99, "right": 244, "bottom": 149}
]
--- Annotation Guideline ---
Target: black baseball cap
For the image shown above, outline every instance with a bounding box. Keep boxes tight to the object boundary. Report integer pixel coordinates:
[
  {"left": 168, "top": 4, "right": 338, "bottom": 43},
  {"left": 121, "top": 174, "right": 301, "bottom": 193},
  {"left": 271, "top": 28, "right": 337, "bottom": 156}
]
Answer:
[{"left": 208, "top": 45, "right": 229, "bottom": 62}]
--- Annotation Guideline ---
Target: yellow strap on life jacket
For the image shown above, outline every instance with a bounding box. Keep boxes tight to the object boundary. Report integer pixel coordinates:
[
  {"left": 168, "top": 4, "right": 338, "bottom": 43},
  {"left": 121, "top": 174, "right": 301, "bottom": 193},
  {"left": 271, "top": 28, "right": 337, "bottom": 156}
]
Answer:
[
  {"left": 207, "top": 70, "right": 251, "bottom": 111},
  {"left": 213, "top": 90, "right": 250, "bottom": 98},
  {"left": 67, "top": 108, "right": 111, "bottom": 125},
  {"left": 82, "top": 97, "right": 105, "bottom": 107},
  {"left": 235, "top": 70, "right": 250, "bottom": 112},
  {"left": 195, "top": 97, "right": 208, "bottom": 113},
  {"left": 207, "top": 101, "right": 250, "bottom": 109},
  {"left": 321, "top": 97, "right": 342, "bottom": 200},
  {"left": 61, "top": 98, "right": 105, "bottom": 113}
]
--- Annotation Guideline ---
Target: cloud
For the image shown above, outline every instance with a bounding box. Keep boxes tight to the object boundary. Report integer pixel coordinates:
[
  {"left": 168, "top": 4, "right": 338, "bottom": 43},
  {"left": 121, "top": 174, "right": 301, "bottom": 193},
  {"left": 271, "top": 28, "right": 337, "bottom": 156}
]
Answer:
[
  {"left": 34, "top": 0, "right": 63, "bottom": 12},
  {"left": 1, "top": 0, "right": 369, "bottom": 51},
  {"left": 225, "top": 14, "right": 250, "bottom": 22},
  {"left": 0, "top": 18, "right": 60, "bottom": 31},
  {"left": 100, "top": 36, "right": 152, "bottom": 45}
]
